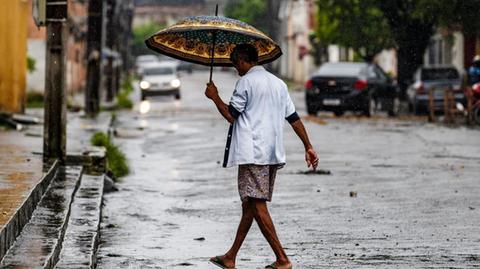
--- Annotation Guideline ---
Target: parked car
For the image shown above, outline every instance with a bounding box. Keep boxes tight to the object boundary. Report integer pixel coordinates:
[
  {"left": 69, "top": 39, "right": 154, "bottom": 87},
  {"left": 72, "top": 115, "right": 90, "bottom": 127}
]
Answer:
[
  {"left": 134, "top": 54, "right": 159, "bottom": 76},
  {"left": 407, "top": 66, "right": 464, "bottom": 115},
  {"left": 305, "top": 62, "right": 401, "bottom": 116},
  {"left": 139, "top": 62, "right": 181, "bottom": 100},
  {"left": 177, "top": 60, "right": 194, "bottom": 73}
]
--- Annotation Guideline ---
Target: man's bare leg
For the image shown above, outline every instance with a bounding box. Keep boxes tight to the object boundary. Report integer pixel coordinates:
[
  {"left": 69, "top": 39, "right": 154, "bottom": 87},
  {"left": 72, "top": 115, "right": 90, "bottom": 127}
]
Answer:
[
  {"left": 250, "top": 199, "right": 292, "bottom": 269},
  {"left": 210, "top": 201, "right": 254, "bottom": 268}
]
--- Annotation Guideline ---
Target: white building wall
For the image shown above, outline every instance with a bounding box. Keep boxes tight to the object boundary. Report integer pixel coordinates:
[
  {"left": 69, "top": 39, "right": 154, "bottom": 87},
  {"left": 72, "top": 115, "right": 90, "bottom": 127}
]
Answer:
[
  {"left": 328, "top": 45, "right": 339, "bottom": 62},
  {"left": 452, "top": 32, "right": 465, "bottom": 74},
  {"left": 27, "top": 39, "right": 46, "bottom": 92},
  {"left": 424, "top": 31, "right": 464, "bottom": 74},
  {"left": 375, "top": 49, "right": 397, "bottom": 77}
]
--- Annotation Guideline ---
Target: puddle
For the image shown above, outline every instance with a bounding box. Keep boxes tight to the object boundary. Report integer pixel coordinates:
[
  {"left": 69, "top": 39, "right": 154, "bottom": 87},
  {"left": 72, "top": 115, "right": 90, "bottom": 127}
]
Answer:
[
  {"left": 127, "top": 213, "right": 157, "bottom": 222},
  {"left": 371, "top": 164, "right": 406, "bottom": 168},
  {"left": 166, "top": 207, "right": 202, "bottom": 215},
  {"left": 431, "top": 154, "right": 480, "bottom": 161}
]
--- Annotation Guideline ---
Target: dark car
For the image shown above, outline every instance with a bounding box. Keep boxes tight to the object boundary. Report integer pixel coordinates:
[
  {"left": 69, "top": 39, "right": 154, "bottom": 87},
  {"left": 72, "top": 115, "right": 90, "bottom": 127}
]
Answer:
[
  {"left": 177, "top": 61, "right": 194, "bottom": 73},
  {"left": 305, "top": 62, "right": 400, "bottom": 116},
  {"left": 407, "top": 66, "right": 464, "bottom": 115}
]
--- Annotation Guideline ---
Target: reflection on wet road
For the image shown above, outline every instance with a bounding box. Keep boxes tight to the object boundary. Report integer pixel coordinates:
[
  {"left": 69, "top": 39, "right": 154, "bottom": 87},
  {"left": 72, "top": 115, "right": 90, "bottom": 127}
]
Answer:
[{"left": 97, "top": 70, "right": 480, "bottom": 268}]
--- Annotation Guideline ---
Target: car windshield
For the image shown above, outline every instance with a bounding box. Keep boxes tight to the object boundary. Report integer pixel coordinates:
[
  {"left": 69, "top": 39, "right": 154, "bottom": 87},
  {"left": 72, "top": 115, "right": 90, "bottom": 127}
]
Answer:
[
  {"left": 316, "top": 63, "right": 366, "bottom": 77},
  {"left": 144, "top": 67, "right": 174, "bottom": 75},
  {"left": 421, "top": 68, "right": 459, "bottom": 80}
]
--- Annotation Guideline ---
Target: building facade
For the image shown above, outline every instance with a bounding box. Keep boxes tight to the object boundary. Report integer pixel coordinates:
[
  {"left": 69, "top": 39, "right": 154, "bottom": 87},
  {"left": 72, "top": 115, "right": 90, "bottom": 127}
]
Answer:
[
  {"left": 27, "top": 0, "right": 88, "bottom": 95},
  {"left": 273, "top": 0, "right": 317, "bottom": 83},
  {"left": 1, "top": 0, "right": 29, "bottom": 113}
]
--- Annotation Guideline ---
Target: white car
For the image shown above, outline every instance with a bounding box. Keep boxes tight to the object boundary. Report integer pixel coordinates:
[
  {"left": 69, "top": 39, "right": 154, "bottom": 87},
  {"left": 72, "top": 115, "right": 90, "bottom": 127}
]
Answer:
[{"left": 139, "top": 62, "right": 181, "bottom": 100}]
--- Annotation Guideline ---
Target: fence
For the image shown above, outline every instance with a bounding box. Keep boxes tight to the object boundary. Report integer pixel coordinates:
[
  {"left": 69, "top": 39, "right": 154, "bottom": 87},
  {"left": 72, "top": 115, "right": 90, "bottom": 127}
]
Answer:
[{"left": 427, "top": 87, "right": 476, "bottom": 125}]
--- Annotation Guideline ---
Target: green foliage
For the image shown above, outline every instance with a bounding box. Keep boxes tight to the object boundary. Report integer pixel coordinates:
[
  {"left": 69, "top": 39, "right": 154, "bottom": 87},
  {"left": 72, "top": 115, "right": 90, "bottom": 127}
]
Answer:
[
  {"left": 117, "top": 92, "right": 133, "bottom": 109},
  {"left": 316, "top": 0, "right": 394, "bottom": 61},
  {"left": 132, "top": 22, "right": 166, "bottom": 56},
  {"left": 91, "top": 132, "right": 109, "bottom": 147},
  {"left": 27, "top": 55, "right": 36, "bottom": 73},
  {"left": 225, "top": 0, "right": 268, "bottom": 33},
  {"left": 116, "top": 75, "right": 134, "bottom": 109},
  {"left": 433, "top": 0, "right": 480, "bottom": 36},
  {"left": 121, "top": 75, "right": 134, "bottom": 94},
  {"left": 377, "top": 0, "right": 438, "bottom": 87},
  {"left": 26, "top": 91, "right": 44, "bottom": 108},
  {"left": 315, "top": 0, "right": 480, "bottom": 87},
  {"left": 91, "top": 132, "right": 129, "bottom": 179}
]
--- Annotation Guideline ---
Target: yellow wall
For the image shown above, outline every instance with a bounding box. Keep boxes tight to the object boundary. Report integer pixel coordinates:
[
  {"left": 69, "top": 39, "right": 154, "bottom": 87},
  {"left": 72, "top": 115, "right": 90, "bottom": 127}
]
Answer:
[{"left": 0, "top": 0, "right": 28, "bottom": 113}]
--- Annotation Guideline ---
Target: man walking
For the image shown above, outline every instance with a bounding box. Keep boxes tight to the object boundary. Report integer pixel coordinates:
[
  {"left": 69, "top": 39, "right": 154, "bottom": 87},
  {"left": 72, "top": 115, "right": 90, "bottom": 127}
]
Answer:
[{"left": 205, "top": 44, "right": 318, "bottom": 269}]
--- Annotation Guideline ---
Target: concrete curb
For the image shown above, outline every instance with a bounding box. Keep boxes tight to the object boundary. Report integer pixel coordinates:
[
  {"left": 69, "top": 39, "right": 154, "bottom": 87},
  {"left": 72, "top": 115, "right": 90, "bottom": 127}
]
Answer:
[
  {"left": 0, "top": 160, "right": 59, "bottom": 261},
  {"left": 0, "top": 166, "right": 83, "bottom": 268},
  {"left": 56, "top": 173, "right": 105, "bottom": 269},
  {"left": 66, "top": 146, "right": 107, "bottom": 173}
]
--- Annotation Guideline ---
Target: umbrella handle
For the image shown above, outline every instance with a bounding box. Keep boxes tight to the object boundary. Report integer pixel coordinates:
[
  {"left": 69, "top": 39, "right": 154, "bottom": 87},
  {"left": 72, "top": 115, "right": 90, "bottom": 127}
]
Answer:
[{"left": 209, "top": 4, "right": 219, "bottom": 83}]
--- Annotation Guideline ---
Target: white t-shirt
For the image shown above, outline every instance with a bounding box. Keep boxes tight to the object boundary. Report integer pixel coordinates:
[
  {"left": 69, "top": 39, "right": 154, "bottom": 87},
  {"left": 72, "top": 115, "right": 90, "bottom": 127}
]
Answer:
[{"left": 224, "top": 65, "right": 297, "bottom": 167}]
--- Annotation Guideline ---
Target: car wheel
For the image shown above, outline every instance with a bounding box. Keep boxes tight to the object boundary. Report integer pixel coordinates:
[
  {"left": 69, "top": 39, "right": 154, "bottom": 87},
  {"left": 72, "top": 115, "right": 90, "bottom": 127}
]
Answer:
[
  {"left": 413, "top": 101, "right": 423, "bottom": 116},
  {"left": 306, "top": 96, "right": 317, "bottom": 115},
  {"left": 333, "top": 110, "right": 344, "bottom": 117},
  {"left": 364, "top": 95, "right": 376, "bottom": 117},
  {"left": 388, "top": 97, "right": 400, "bottom": 117},
  {"left": 307, "top": 105, "right": 318, "bottom": 116},
  {"left": 473, "top": 106, "right": 480, "bottom": 125},
  {"left": 174, "top": 92, "right": 181, "bottom": 100},
  {"left": 141, "top": 92, "right": 146, "bottom": 101}
]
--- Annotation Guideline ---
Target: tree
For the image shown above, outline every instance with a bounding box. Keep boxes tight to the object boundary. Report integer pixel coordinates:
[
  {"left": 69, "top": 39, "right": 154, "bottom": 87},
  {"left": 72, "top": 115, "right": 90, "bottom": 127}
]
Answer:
[
  {"left": 316, "top": 0, "right": 394, "bottom": 62},
  {"left": 377, "top": 0, "right": 437, "bottom": 92},
  {"left": 434, "top": 0, "right": 480, "bottom": 37},
  {"left": 132, "top": 22, "right": 166, "bottom": 56},
  {"left": 224, "top": 0, "right": 268, "bottom": 33},
  {"left": 315, "top": 0, "right": 464, "bottom": 92}
]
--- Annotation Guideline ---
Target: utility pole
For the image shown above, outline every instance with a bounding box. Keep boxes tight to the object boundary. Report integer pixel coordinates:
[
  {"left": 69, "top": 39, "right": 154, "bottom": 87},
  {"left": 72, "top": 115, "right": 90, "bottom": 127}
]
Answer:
[
  {"left": 105, "top": 0, "right": 116, "bottom": 102},
  {"left": 43, "top": 0, "right": 68, "bottom": 162},
  {"left": 85, "top": 0, "right": 105, "bottom": 116}
]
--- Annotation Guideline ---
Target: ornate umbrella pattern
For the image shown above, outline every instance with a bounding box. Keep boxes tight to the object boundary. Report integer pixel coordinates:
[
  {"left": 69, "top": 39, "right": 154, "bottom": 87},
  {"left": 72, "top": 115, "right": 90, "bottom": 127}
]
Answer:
[{"left": 145, "top": 16, "right": 282, "bottom": 67}]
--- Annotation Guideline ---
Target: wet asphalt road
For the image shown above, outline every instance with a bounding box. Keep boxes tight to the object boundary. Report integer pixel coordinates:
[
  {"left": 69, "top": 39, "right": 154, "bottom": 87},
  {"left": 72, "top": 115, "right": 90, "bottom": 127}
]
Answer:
[{"left": 97, "top": 70, "right": 480, "bottom": 268}]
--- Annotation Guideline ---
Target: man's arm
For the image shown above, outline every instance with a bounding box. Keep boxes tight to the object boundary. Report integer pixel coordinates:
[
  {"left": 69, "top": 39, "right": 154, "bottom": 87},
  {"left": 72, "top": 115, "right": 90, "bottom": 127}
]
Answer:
[
  {"left": 205, "top": 82, "right": 235, "bottom": 124},
  {"left": 289, "top": 118, "right": 319, "bottom": 170}
]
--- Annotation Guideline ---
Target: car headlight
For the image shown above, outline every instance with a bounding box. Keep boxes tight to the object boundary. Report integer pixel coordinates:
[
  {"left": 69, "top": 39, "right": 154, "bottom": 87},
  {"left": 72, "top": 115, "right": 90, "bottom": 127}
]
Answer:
[
  {"left": 140, "top": 81, "right": 150, "bottom": 90},
  {"left": 170, "top": 79, "right": 181, "bottom": 88}
]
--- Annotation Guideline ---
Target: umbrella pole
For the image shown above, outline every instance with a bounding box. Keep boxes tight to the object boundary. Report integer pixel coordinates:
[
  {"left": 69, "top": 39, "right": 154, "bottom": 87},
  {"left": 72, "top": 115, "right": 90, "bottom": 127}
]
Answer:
[{"left": 209, "top": 4, "right": 219, "bottom": 83}]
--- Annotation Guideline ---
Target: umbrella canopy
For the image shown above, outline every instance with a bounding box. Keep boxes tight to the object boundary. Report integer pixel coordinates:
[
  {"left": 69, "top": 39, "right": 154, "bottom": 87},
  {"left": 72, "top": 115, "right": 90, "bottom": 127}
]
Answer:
[{"left": 145, "top": 16, "right": 282, "bottom": 67}]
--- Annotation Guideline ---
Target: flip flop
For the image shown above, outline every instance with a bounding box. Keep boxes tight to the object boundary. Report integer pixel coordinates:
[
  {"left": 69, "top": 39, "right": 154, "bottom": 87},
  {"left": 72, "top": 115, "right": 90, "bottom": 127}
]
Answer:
[
  {"left": 209, "top": 256, "right": 236, "bottom": 269},
  {"left": 265, "top": 263, "right": 278, "bottom": 269}
]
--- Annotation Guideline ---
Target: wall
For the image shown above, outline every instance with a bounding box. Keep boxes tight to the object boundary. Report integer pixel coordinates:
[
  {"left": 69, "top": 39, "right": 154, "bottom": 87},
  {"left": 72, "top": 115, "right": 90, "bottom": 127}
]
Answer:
[
  {"left": 0, "top": 0, "right": 29, "bottom": 113},
  {"left": 375, "top": 49, "right": 397, "bottom": 77},
  {"left": 27, "top": 0, "right": 47, "bottom": 93},
  {"left": 277, "top": 0, "right": 317, "bottom": 83},
  {"left": 424, "top": 31, "right": 465, "bottom": 74}
]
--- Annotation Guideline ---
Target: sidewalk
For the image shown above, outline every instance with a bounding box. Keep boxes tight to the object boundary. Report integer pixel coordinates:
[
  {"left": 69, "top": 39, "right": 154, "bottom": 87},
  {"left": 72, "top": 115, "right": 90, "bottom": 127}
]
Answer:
[
  {"left": 0, "top": 130, "right": 43, "bottom": 234},
  {"left": 0, "top": 109, "right": 112, "bottom": 261}
]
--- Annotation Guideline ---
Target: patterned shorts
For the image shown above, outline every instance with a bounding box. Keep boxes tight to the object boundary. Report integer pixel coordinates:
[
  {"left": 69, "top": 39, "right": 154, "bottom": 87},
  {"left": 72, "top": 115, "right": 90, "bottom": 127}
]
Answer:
[{"left": 237, "top": 164, "right": 280, "bottom": 203}]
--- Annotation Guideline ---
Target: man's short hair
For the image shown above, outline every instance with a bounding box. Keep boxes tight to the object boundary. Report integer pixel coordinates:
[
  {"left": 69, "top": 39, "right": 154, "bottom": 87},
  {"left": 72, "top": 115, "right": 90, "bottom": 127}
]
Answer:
[{"left": 230, "top": 44, "right": 258, "bottom": 64}]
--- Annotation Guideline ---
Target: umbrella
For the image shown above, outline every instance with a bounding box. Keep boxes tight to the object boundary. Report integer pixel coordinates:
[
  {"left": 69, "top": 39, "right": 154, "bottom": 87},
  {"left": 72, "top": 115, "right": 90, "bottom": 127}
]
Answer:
[{"left": 145, "top": 6, "right": 282, "bottom": 82}]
